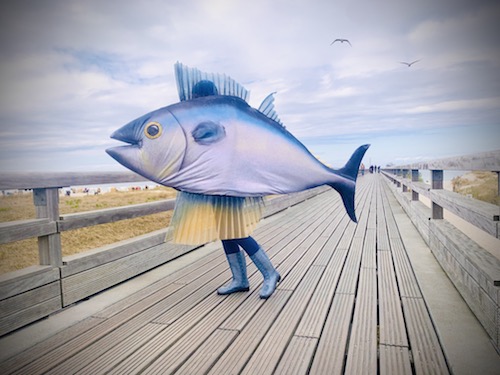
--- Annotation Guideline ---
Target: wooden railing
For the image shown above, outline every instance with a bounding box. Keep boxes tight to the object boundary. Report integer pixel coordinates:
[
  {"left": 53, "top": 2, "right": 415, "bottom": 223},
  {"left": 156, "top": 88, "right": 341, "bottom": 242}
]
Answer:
[
  {"left": 380, "top": 149, "right": 500, "bottom": 351},
  {"left": 0, "top": 171, "right": 328, "bottom": 336}
]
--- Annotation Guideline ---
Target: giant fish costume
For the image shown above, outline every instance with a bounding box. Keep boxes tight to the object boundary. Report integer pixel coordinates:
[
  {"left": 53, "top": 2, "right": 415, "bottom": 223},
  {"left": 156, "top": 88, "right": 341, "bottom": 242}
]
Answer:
[{"left": 107, "top": 63, "right": 369, "bottom": 244}]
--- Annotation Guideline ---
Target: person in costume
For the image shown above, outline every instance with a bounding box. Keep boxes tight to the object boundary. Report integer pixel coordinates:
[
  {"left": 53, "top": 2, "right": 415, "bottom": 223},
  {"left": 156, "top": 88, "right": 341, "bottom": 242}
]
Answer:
[
  {"left": 106, "top": 62, "right": 369, "bottom": 300},
  {"left": 173, "top": 79, "right": 281, "bottom": 299}
]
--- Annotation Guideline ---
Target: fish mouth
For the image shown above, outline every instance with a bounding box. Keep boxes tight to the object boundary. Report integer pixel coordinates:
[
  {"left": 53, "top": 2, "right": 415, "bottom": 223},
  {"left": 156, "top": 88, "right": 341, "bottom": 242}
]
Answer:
[
  {"left": 108, "top": 126, "right": 141, "bottom": 147},
  {"left": 105, "top": 124, "right": 143, "bottom": 171}
]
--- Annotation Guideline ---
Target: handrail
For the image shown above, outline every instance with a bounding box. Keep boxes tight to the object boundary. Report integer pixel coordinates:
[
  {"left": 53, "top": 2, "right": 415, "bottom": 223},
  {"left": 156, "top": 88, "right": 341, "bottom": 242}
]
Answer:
[
  {"left": 0, "top": 171, "right": 148, "bottom": 190},
  {"left": 383, "top": 149, "right": 500, "bottom": 171},
  {"left": 382, "top": 149, "right": 500, "bottom": 236}
]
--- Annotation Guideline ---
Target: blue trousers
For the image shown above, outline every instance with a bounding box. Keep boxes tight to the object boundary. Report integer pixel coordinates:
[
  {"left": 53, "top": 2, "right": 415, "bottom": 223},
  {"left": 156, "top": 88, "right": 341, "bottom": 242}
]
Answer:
[{"left": 222, "top": 237, "right": 259, "bottom": 256}]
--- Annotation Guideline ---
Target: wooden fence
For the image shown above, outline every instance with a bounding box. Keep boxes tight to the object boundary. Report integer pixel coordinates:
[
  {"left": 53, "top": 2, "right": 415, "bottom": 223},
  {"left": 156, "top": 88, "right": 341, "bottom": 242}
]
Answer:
[
  {"left": 0, "top": 171, "right": 328, "bottom": 337},
  {"left": 381, "top": 149, "right": 500, "bottom": 351}
]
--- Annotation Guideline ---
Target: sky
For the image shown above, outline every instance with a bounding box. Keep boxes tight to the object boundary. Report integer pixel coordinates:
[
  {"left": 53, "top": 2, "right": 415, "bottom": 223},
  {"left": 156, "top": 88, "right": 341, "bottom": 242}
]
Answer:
[{"left": 0, "top": 0, "right": 499, "bottom": 173}]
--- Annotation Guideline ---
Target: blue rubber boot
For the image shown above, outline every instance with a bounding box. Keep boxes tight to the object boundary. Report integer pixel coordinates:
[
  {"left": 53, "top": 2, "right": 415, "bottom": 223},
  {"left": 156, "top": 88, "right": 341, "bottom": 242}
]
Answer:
[
  {"left": 249, "top": 247, "right": 281, "bottom": 299},
  {"left": 217, "top": 251, "right": 250, "bottom": 295}
]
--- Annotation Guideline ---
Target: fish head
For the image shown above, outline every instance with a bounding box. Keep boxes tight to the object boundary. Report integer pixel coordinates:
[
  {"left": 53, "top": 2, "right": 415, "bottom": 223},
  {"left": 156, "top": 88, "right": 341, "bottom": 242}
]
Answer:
[{"left": 106, "top": 107, "right": 186, "bottom": 184}]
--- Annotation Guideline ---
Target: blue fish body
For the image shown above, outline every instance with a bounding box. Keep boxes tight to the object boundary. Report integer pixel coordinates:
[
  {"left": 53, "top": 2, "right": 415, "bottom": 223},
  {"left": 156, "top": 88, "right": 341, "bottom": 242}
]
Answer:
[{"left": 107, "top": 94, "right": 368, "bottom": 222}]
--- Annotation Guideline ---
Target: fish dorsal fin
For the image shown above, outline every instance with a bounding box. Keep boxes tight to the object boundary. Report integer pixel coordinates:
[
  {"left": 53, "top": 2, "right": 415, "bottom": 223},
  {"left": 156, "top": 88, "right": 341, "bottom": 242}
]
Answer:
[
  {"left": 174, "top": 62, "right": 250, "bottom": 102},
  {"left": 258, "top": 92, "right": 284, "bottom": 126}
]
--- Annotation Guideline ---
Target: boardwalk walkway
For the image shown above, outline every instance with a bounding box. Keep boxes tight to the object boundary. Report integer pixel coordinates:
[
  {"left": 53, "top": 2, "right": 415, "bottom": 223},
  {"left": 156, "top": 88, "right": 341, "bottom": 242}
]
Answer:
[{"left": 0, "top": 174, "right": 498, "bottom": 374}]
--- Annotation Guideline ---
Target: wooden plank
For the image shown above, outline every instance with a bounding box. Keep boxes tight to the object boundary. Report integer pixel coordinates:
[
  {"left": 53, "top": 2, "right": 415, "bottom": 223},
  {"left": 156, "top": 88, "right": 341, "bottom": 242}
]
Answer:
[
  {"left": 77, "top": 293, "right": 225, "bottom": 375},
  {"left": 93, "top": 250, "right": 222, "bottom": 319},
  {"left": 361, "top": 228, "right": 376, "bottom": 269},
  {"left": 387, "top": 149, "right": 500, "bottom": 171},
  {"left": 344, "top": 268, "right": 377, "bottom": 374},
  {"left": 379, "top": 345, "right": 412, "bottom": 375},
  {"left": 0, "top": 293, "right": 61, "bottom": 337},
  {"left": 58, "top": 199, "right": 175, "bottom": 231},
  {"left": 125, "top": 293, "right": 249, "bottom": 374},
  {"left": 0, "top": 317, "right": 104, "bottom": 374},
  {"left": 430, "top": 219, "right": 500, "bottom": 289},
  {"left": 0, "top": 219, "right": 56, "bottom": 245},
  {"left": 239, "top": 266, "right": 325, "bottom": 375},
  {"left": 0, "top": 281, "right": 60, "bottom": 317},
  {"left": 335, "top": 236, "right": 363, "bottom": 294},
  {"left": 294, "top": 250, "right": 348, "bottom": 338},
  {"left": 207, "top": 290, "right": 291, "bottom": 374},
  {"left": 0, "top": 171, "right": 148, "bottom": 190},
  {"left": 0, "top": 266, "right": 59, "bottom": 300},
  {"left": 309, "top": 294, "right": 355, "bottom": 375},
  {"left": 60, "top": 228, "right": 174, "bottom": 277},
  {"left": 73, "top": 323, "right": 168, "bottom": 375},
  {"left": 402, "top": 297, "right": 450, "bottom": 375},
  {"left": 175, "top": 329, "right": 238, "bottom": 375},
  {"left": 378, "top": 251, "right": 409, "bottom": 347},
  {"left": 61, "top": 241, "right": 196, "bottom": 306},
  {"left": 13, "top": 282, "right": 183, "bottom": 375},
  {"left": 389, "top": 235, "right": 422, "bottom": 299},
  {"left": 274, "top": 336, "right": 318, "bottom": 375}
]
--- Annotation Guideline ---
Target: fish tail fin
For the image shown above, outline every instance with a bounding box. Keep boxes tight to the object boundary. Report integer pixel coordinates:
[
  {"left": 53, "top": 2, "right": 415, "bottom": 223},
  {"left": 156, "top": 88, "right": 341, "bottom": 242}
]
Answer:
[{"left": 328, "top": 144, "right": 370, "bottom": 223}]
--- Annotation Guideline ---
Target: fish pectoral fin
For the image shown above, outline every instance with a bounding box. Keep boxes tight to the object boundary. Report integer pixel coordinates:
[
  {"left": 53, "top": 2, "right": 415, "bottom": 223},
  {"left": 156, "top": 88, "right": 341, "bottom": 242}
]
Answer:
[{"left": 192, "top": 121, "right": 226, "bottom": 145}]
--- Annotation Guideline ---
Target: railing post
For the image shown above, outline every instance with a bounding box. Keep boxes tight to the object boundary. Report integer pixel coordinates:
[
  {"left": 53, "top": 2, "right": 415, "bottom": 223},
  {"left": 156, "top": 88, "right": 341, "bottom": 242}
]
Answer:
[
  {"left": 431, "top": 170, "right": 443, "bottom": 220},
  {"left": 402, "top": 169, "right": 408, "bottom": 192},
  {"left": 34, "top": 188, "right": 62, "bottom": 266},
  {"left": 411, "top": 169, "right": 419, "bottom": 201}
]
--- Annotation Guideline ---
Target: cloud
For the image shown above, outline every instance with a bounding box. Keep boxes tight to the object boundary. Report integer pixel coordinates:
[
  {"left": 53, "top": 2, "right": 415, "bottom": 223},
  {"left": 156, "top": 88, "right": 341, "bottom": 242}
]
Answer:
[{"left": 0, "top": 0, "right": 498, "bottom": 173}]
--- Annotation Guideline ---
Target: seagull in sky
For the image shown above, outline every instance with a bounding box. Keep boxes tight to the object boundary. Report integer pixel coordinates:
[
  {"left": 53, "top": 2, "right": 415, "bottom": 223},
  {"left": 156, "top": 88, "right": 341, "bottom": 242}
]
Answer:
[
  {"left": 331, "top": 38, "right": 352, "bottom": 46},
  {"left": 399, "top": 59, "right": 421, "bottom": 67}
]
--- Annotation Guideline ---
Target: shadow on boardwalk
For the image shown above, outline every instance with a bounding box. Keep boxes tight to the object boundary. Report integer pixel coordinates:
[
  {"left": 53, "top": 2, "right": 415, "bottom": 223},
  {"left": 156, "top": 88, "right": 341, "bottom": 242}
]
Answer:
[{"left": 0, "top": 174, "right": 498, "bottom": 374}]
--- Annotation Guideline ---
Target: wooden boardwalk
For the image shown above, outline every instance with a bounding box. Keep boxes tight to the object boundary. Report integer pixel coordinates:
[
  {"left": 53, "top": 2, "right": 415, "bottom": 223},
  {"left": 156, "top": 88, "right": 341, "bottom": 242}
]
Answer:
[{"left": 0, "top": 175, "right": 453, "bottom": 374}]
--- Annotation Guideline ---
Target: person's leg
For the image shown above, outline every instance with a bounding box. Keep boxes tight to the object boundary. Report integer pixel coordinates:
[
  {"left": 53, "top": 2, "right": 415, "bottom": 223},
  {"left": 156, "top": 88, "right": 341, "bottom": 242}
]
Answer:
[
  {"left": 238, "top": 237, "right": 280, "bottom": 299},
  {"left": 217, "top": 239, "right": 250, "bottom": 295}
]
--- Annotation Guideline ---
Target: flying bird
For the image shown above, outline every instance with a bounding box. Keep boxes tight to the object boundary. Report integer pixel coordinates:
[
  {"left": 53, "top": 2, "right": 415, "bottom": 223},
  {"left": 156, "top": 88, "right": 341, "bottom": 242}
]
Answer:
[
  {"left": 331, "top": 38, "right": 352, "bottom": 46},
  {"left": 399, "top": 59, "right": 421, "bottom": 67}
]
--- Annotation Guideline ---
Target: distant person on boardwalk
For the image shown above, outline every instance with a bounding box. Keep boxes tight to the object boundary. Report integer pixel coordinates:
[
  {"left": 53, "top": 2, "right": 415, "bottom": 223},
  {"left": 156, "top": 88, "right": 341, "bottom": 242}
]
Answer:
[{"left": 360, "top": 163, "right": 365, "bottom": 176}]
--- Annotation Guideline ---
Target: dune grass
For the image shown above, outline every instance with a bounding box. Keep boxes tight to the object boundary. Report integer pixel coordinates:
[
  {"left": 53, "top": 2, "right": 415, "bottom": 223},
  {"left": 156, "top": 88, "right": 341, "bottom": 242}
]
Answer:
[
  {"left": 0, "top": 187, "right": 177, "bottom": 274},
  {"left": 451, "top": 171, "right": 499, "bottom": 205}
]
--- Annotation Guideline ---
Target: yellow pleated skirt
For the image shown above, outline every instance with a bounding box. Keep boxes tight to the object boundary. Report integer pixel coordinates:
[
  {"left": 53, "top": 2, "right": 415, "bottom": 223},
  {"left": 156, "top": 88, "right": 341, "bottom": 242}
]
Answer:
[{"left": 167, "top": 191, "right": 264, "bottom": 245}]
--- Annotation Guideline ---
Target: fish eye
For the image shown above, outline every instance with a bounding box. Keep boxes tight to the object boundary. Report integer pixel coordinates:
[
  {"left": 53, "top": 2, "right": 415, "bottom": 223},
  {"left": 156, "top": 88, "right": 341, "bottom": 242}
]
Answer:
[{"left": 144, "top": 122, "right": 162, "bottom": 139}]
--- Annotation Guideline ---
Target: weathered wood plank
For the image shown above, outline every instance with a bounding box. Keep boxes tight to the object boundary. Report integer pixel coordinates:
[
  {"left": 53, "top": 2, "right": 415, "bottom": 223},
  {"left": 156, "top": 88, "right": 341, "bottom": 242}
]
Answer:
[
  {"left": 58, "top": 199, "right": 176, "bottom": 231},
  {"left": 344, "top": 268, "right": 378, "bottom": 374},
  {"left": 0, "top": 171, "right": 148, "bottom": 190},
  {"left": 60, "top": 228, "right": 173, "bottom": 277},
  {"left": 130, "top": 295, "right": 248, "bottom": 374},
  {"left": 0, "top": 281, "right": 60, "bottom": 317},
  {"left": 174, "top": 329, "right": 239, "bottom": 375},
  {"left": 76, "top": 292, "right": 225, "bottom": 375},
  {"left": 0, "top": 219, "right": 56, "bottom": 245},
  {"left": 274, "top": 336, "right": 318, "bottom": 375},
  {"left": 294, "top": 249, "right": 348, "bottom": 338},
  {"left": 0, "top": 317, "right": 103, "bottom": 374},
  {"left": 0, "top": 293, "right": 61, "bottom": 337},
  {"left": 205, "top": 290, "right": 290, "bottom": 374},
  {"left": 61, "top": 241, "right": 197, "bottom": 306},
  {"left": 378, "top": 251, "right": 409, "bottom": 347},
  {"left": 387, "top": 149, "right": 500, "bottom": 171},
  {"left": 0, "top": 266, "right": 59, "bottom": 300},
  {"left": 309, "top": 294, "right": 355, "bottom": 375},
  {"left": 379, "top": 345, "right": 413, "bottom": 375},
  {"left": 402, "top": 297, "right": 449, "bottom": 375},
  {"left": 239, "top": 266, "right": 325, "bottom": 375},
  {"left": 12, "top": 282, "right": 183, "bottom": 375},
  {"left": 73, "top": 323, "right": 169, "bottom": 375}
]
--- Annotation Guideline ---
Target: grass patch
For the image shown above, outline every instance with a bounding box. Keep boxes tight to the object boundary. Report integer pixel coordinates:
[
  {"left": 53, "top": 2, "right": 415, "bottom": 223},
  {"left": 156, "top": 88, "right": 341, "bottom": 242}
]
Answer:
[{"left": 451, "top": 171, "right": 499, "bottom": 205}]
